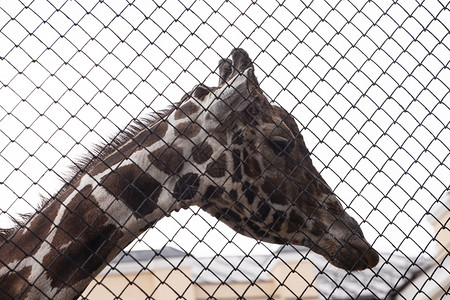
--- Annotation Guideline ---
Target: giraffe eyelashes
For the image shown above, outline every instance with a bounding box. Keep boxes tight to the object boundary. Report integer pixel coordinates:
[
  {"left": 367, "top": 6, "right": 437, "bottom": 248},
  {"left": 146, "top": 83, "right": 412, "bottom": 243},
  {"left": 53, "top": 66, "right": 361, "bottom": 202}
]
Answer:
[{"left": 268, "top": 137, "right": 292, "bottom": 156}]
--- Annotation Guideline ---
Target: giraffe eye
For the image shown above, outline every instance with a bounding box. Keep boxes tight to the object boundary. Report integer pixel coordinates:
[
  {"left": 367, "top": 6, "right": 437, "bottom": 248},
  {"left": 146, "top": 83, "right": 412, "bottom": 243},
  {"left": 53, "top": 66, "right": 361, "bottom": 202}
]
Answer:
[{"left": 268, "top": 137, "right": 291, "bottom": 156}]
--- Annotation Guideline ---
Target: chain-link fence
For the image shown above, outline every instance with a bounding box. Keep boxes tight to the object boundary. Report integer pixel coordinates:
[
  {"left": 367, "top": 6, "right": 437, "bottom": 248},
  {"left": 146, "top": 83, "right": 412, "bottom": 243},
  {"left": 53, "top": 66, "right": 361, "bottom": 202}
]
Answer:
[{"left": 1, "top": 0, "right": 449, "bottom": 299}]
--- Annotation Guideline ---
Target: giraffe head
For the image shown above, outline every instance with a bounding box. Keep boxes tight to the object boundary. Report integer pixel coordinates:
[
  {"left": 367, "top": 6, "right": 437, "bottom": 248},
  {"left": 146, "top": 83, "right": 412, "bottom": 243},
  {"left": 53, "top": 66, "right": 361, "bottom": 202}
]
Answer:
[{"left": 180, "top": 48, "right": 379, "bottom": 271}]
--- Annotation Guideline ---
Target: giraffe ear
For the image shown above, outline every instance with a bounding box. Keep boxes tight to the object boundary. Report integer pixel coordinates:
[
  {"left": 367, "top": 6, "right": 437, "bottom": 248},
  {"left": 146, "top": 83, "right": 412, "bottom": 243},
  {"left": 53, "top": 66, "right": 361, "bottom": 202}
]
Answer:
[
  {"left": 191, "top": 84, "right": 211, "bottom": 100},
  {"left": 218, "top": 58, "right": 233, "bottom": 86},
  {"left": 218, "top": 48, "right": 253, "bottom": 86},
  {"left": 207, "top": 67, "right": 259, "bottom": 124}
]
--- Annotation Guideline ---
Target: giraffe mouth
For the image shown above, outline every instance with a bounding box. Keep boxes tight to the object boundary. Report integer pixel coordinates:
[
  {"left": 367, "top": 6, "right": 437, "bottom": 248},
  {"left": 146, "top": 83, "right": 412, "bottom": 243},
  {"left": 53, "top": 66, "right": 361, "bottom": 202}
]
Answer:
[
  {"left": 329, "top": 240, "right": 380, "bottom": 271},
  {"left": 302, "top": 234, "right": 379, "bottom": 271}
]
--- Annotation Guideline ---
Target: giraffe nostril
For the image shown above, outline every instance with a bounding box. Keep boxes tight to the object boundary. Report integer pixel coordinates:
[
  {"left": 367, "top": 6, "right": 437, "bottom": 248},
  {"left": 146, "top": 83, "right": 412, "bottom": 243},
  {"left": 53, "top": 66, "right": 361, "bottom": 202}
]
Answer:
[
  {"left": 339, "top": 235, "right": 380, "bottom": 271},
  {"left": 365, "top": 248, "right": 380, "bottom": 269},
  {"left": 351, "top": 246, "right": 379, "bottom": 271}
]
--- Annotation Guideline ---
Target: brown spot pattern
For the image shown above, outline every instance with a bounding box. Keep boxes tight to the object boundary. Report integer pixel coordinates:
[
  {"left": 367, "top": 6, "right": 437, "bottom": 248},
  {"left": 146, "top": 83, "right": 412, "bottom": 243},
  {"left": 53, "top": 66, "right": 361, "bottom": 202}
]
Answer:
[
  {"left": 256, "top": 201, "right": 271, "bottom": 221},
  {"left": 309, "top": 221, "right": 325, "bottom": 237},
  {"left": 140, "top": 120, "right": 169, "bottom": 147},
  {"left": 150, "top": 145, "right": 185, "bottom": 175},
  {"left": 270, "top": 210, "right": 285, "bottom": 232},
  {"left": 229, "top": 189, "right": 238, "bottom": 202},
  {"left": 202, "top": 185, "right": 225, "bottom": 201},
  {"left": 287, "top": 210, "right": 306, "bottom": 234},
  {"left": 45, "top": 223, "right": 121, "bottom": 289},
  {"left": 206, "top": 154, "right": 227, "bottom": 178},
  {"left": 176, "top": 121, "right": 202, "bottom": 139},
  {"left": 50, "top": 185, "right": 99, "bottom": 246},
  {"left": 0, "top": 196, "right": 61, "bottom": 266},
  {"left": 261, "top": 181, "right": 289, "bottom": 205},
  {"left": 221, "top": 208, "right": 242, "bottom": 223},
  {"left": 231, "top": 149, "right": 242, "bottom": 182},
  {"left": 101, "top": 164, "right": 162, "bottom": 217},
  {"left": 246, "top": 217, "right": 266, "bottom": 237},
  {"left": 174, "top": 101, "right": 200, "bottom": 120},
  {"left": 232, "top": 131, "right": 244, "bottom": 145},
  {"left": 243, "top": 181, "right": 257, "bottom": 205},
  {"left": 41, "top": 185, "right": 125, "bottom": 289},
  {"left": 173, "top": 173, "right": 200, "bottom": 200},
  {"left": 191, "top": 143, "right": 213, "bottom": 164},
  {"left": 0, "top": 266, "right": 32, "bottom": 299},
  {"left": 193, "top": 84, "right": 211, "bottom": 100},
  {"left": 243, "top": 150, "right": 261, "bottom": 177}
]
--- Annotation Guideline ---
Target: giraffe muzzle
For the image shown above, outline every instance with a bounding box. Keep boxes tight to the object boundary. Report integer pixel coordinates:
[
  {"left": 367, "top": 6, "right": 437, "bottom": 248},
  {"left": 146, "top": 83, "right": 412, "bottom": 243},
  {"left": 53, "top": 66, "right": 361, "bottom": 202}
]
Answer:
[{"left": 327, "top": 234, "right": 380, "bottom": 271}]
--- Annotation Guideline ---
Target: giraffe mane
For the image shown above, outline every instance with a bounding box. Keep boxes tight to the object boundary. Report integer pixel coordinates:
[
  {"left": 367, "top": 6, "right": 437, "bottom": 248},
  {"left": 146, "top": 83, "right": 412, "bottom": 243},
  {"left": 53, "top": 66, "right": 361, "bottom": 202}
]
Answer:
[{"left": 0, "top": 93, "right": 191, "bottom": 241}]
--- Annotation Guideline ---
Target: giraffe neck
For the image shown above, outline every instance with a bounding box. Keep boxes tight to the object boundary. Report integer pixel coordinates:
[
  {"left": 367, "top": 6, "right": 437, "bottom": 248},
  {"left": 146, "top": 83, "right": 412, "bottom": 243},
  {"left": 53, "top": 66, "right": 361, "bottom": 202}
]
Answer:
[
  {"left": 0, "top": 109, "right": 210, "bottom": 299},
  {"left": 0, "top": 67, "right": 261, "bottom": 299}
]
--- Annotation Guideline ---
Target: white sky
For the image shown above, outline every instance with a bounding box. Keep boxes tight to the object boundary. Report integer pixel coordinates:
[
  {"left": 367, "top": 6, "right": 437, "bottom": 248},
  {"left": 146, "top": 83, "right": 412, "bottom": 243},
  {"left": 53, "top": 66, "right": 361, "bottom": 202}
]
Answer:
[{"left": 0, "top": 0, "right": 449, "bottom": 261}]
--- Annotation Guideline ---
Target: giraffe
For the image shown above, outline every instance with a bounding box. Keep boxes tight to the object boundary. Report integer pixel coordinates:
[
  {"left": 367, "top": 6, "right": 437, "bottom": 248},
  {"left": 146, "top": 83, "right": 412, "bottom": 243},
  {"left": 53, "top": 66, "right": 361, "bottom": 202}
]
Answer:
[{"left": 0, "top": 48, "right": 379, "bottom": 299}]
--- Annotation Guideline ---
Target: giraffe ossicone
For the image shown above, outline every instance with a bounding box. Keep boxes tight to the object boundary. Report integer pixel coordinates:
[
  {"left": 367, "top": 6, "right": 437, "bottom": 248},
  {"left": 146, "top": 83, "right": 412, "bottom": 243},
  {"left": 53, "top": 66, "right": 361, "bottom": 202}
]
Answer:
[{"left": 0, "top": 48, "right": 379, "bottom": 299}]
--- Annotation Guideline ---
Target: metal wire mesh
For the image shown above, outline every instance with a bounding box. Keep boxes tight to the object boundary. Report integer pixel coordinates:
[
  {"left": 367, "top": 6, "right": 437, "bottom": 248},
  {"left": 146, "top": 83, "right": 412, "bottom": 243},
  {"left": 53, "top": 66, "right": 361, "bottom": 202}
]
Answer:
[{"left": 1, "top": 0, "right": 449, "bottom": 299}]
